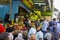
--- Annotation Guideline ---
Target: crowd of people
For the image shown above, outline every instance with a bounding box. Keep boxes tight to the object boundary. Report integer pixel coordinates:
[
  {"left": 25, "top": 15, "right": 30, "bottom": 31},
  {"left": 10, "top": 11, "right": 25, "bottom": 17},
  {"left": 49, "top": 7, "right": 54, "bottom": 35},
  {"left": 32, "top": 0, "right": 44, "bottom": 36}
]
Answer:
[{"left": 0, "top": 17, "right": 60, "bottom": 40}]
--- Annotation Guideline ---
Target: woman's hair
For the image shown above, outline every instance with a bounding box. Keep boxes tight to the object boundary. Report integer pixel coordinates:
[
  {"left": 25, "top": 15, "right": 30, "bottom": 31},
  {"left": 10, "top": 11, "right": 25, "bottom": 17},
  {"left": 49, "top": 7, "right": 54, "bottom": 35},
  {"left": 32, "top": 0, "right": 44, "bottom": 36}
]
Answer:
[{"left": 6, "top": 27, "right": 14, "bottom": 32}]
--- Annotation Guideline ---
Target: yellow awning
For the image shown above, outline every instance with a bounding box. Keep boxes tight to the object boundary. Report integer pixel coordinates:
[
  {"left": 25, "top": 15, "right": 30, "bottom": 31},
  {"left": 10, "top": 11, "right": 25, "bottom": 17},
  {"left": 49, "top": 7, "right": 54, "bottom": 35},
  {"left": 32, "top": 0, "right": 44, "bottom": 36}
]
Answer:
[{"left": 22, "top": 0, "right": 34, "bottom": 9}]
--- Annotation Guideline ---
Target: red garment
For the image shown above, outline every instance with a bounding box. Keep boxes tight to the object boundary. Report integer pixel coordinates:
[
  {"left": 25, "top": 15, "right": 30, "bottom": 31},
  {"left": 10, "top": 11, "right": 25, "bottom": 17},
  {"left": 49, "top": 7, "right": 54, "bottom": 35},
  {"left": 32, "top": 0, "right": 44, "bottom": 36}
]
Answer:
[
  {"left": 21, "top": 27, "right": 27, "bottom": 31},
  {"left": 0, "top": 24, "right": 5, "bottom": 33}
]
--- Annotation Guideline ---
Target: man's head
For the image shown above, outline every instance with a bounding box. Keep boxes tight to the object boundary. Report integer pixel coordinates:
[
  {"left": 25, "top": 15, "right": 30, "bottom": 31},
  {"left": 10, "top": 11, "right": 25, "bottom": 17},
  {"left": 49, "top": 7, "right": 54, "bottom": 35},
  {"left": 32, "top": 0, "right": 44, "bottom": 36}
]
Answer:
[
  {"left": 27, "top": 21, "right": 35, "bottom": 29},
  {"left": 30, "top": 34, "right": 36, "bottom": 40},
  {"left": 6, "top": 27, "right": 15, "bottom": 34},
  {"left": 47, "top": 27, "right": 50, "bottom": 32},
  {"left": 53, "top": 18, "right": 56, "bottom": 21},
  {"left": 30, "top": 21, "right": 35, "bottom": 27},
  {"left": 0, "top": 32, "right": 10, "bottom": 40}
]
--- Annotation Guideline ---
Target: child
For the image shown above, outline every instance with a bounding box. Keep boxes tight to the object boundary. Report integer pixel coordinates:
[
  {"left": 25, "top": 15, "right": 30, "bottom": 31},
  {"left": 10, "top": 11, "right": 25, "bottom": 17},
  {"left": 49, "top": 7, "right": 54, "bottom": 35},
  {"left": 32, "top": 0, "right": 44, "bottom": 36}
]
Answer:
[{"left": 44, "top": 28, "right": 52, "bottom": 40}]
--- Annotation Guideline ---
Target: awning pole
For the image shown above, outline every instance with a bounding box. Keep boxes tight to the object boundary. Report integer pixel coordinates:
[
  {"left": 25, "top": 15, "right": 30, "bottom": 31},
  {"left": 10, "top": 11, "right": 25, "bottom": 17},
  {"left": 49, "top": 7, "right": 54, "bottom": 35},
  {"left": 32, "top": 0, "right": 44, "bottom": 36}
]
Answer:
[{"left": 10, "top": 0, "right": 12, "bottom": 20}]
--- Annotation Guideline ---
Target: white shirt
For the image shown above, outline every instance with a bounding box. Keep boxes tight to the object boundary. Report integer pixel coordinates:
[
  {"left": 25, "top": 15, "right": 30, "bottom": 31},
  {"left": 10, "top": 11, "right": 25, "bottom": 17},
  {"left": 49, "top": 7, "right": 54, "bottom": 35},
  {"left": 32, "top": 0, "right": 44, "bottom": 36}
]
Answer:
[
  {"left": 28, "top": 20, "right": 31, "bottom": 23},
  {"left": 8, "top": 33, "right": 13, "bottom": 40},
  {"left": 36, "top": 31, "right": 43, "bottom": 40},
  {"left": 59, "top": 39, "right": 60, "bottom": 40},
  {"left": 18, "top": 33, "right": 23, "bottom": 37},
  {"left": 57, "top": 22, "right": 60, "bottom": 32},
  {"left": 16, "top": 18, "right": 18, "bottom": 22},
  {"left": 15, "top": 37, "right": 24, "bottom": 40},
  {"left": 44, "top": 32, "right": 52, "bottom": 40},
  {"left": 28, "top": 27, "right": 36, "bottom": 38},
  {"left": 42, "top": 21, "right": 49, "bottom": 31}
]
